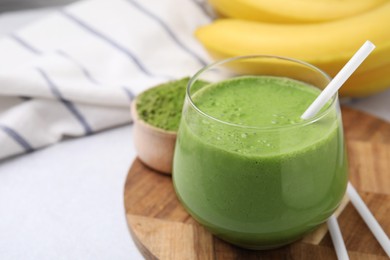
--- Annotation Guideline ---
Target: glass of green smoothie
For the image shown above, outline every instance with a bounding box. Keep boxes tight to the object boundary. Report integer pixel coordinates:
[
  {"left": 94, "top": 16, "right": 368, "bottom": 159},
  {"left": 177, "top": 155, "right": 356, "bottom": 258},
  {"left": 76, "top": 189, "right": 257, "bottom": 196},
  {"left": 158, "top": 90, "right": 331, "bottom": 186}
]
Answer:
[{"left": 173, "top": 55, "right": 348, "bottom": 249}]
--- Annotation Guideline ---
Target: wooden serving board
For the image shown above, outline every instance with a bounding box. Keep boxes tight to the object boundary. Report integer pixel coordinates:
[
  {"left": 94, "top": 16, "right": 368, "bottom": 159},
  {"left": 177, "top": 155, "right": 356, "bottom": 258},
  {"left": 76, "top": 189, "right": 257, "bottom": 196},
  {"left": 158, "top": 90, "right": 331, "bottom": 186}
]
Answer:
[{"left": 124, "top": 107, "right": 390, "bottom": 260}]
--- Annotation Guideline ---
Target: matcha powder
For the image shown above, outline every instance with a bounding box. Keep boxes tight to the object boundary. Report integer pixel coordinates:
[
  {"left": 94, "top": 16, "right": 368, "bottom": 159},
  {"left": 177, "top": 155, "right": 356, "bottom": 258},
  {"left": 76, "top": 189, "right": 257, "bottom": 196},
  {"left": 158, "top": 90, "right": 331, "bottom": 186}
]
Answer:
[{"left": 136, "top": 77, "right": 208, "bottom": 131}]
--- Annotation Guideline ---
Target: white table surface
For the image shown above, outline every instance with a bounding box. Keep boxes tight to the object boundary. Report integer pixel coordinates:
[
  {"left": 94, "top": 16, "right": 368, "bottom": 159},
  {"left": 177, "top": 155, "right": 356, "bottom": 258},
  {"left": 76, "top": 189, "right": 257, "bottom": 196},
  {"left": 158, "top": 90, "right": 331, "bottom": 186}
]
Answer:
[{"left": 0, "top": 6, "right": 389, "bottom": 260}]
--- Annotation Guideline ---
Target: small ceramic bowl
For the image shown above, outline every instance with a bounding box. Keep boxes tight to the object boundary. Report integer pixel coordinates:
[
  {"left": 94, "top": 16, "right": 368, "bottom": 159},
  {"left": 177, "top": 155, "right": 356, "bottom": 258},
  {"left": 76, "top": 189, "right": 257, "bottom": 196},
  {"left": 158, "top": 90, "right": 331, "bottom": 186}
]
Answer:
[{"left": 130, "top": 100, "right": 177, "bottom": 174}]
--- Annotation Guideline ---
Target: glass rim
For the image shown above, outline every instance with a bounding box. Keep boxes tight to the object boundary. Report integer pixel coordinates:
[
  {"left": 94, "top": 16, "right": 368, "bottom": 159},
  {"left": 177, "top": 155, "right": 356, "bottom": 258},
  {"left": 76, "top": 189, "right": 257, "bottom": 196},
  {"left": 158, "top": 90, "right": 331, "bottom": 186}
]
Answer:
[{"left": 186, "top": 55, "right": 338, "bottom": 130}]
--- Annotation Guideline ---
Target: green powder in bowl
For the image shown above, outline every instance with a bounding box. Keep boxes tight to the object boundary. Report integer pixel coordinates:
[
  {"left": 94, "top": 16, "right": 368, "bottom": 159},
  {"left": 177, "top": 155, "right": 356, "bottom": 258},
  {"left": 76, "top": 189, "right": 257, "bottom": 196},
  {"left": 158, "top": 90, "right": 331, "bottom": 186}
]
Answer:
[{"left": 136, "top": 77, "right": 209, "bottom": 132}]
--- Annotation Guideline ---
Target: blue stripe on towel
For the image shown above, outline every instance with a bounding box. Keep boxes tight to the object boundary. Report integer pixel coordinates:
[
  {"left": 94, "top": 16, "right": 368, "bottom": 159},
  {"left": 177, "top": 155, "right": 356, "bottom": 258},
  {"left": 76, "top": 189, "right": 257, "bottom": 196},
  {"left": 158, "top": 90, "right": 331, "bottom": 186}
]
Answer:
[
  {"left": 122, "top": 86, "right": 135, "bottom": 101},
  {"left": 10, "top": 33, "right": 136, "bottom": 105},
  {"left": 59, "top": 9, "right": 170, "bottom": 79},
  {"left": 11, "top": 34, "right": 102, "bottom": 86},
  {"left": 56, "top": 50, "right": 100, "bottom": 85},
  {"left": 36, "top": 68, "right": 93, "bottom": 135},
  {"left": 9, "top": 34, "right": 39, "bottom": 102},
  {"left": 57, "top": 50, "right": 136, "bottom": 102},
  {"left": 126, "top": 0, "right": 207, "bottom": 66},
  {"left": 9, "top": 33, "right": 43, "bottom": 55},
  {"left": 189, "top": 0, "right": 215, "bottom": 19},
  {"left": 0, "top": 124, "right": 34, "bottom": 153}
]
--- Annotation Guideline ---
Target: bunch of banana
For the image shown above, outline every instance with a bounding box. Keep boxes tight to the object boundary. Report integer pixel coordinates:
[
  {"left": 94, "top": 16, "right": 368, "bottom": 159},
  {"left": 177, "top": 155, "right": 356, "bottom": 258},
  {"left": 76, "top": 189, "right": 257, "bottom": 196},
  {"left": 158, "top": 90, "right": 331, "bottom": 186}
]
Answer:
[
  {"left": 196, "top": 0, "right": 390, "bottom": 97},
  {"left": 208, "top": 0, "right": 387, "bottom": 23}
]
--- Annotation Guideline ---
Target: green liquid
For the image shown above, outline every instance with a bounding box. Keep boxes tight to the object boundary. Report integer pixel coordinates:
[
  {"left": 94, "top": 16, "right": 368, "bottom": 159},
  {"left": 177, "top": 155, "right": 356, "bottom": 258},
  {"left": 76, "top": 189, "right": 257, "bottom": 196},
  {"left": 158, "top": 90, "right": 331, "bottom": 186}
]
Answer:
[{"left": 173, "top": 76, "right": 348, "bottom": 249}]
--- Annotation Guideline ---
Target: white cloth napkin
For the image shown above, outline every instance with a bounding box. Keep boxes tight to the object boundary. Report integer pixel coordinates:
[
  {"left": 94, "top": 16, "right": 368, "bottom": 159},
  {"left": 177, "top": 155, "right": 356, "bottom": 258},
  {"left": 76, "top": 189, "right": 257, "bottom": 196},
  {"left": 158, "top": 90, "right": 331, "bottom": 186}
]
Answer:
[{"left": 0, "top": 0, "right": 213, "bottom": 160}]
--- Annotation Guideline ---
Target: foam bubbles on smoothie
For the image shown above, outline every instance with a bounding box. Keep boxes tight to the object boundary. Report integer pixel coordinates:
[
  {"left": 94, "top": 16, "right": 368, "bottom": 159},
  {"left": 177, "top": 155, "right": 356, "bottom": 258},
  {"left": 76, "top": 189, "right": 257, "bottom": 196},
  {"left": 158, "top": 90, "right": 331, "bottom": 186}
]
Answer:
[
  {"left": 270, "top": 113, "right": 297, "bottom": 125},
  {"left": 189, "top": 75, "right": 326, "bottom": 156}
]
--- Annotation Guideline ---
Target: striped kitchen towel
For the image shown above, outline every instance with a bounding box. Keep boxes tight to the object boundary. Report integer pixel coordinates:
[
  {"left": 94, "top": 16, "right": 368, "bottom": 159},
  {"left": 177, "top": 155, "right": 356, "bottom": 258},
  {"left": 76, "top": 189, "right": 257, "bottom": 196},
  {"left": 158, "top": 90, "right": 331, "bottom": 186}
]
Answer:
[{"left": 0, "top": 0, "right": 213, "bottom": 160}]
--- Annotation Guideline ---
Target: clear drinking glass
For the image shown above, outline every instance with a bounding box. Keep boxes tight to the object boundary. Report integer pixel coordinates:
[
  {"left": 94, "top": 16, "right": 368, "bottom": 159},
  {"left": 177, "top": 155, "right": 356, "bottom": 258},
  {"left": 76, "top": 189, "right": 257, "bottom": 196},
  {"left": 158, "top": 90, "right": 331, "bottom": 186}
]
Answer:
[{"left": 173, "top": 55, "right": 348, "bottom": 249}]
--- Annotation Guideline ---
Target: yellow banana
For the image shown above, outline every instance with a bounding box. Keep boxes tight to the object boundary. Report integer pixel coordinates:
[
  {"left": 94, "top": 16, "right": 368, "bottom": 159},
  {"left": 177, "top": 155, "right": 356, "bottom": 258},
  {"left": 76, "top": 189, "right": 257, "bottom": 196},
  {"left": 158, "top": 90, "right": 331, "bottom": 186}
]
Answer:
[
  {"left": 341, "top": 63, "right": 390, "bottom": 97},
  {"left": 196, "top": 3, "right": 390, "bottom": 96},
  {"left": 208, "top": 0, "right": 388, "bottom": 23}
]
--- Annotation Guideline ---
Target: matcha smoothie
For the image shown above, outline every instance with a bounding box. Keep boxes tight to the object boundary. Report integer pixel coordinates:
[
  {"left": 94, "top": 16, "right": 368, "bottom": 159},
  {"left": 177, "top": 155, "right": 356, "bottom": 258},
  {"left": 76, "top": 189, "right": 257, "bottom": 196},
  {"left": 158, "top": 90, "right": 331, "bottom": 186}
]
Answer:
[{"left": 173, "top": 75, "right": 348, "bottom": 249}]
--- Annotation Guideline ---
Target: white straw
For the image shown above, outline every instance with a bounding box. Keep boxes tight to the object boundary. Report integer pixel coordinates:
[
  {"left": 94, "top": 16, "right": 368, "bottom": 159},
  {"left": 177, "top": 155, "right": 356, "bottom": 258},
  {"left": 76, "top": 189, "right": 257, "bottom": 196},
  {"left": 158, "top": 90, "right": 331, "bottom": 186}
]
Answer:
[
  {"left": 301, "top": 40, "right": 375, "bottom": 120},
  {"left": 327, "top": 215, "right": 349, "bottom": 260},
  {"left": 347, "top": 182, "right": 390, "bottom": 257}
]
